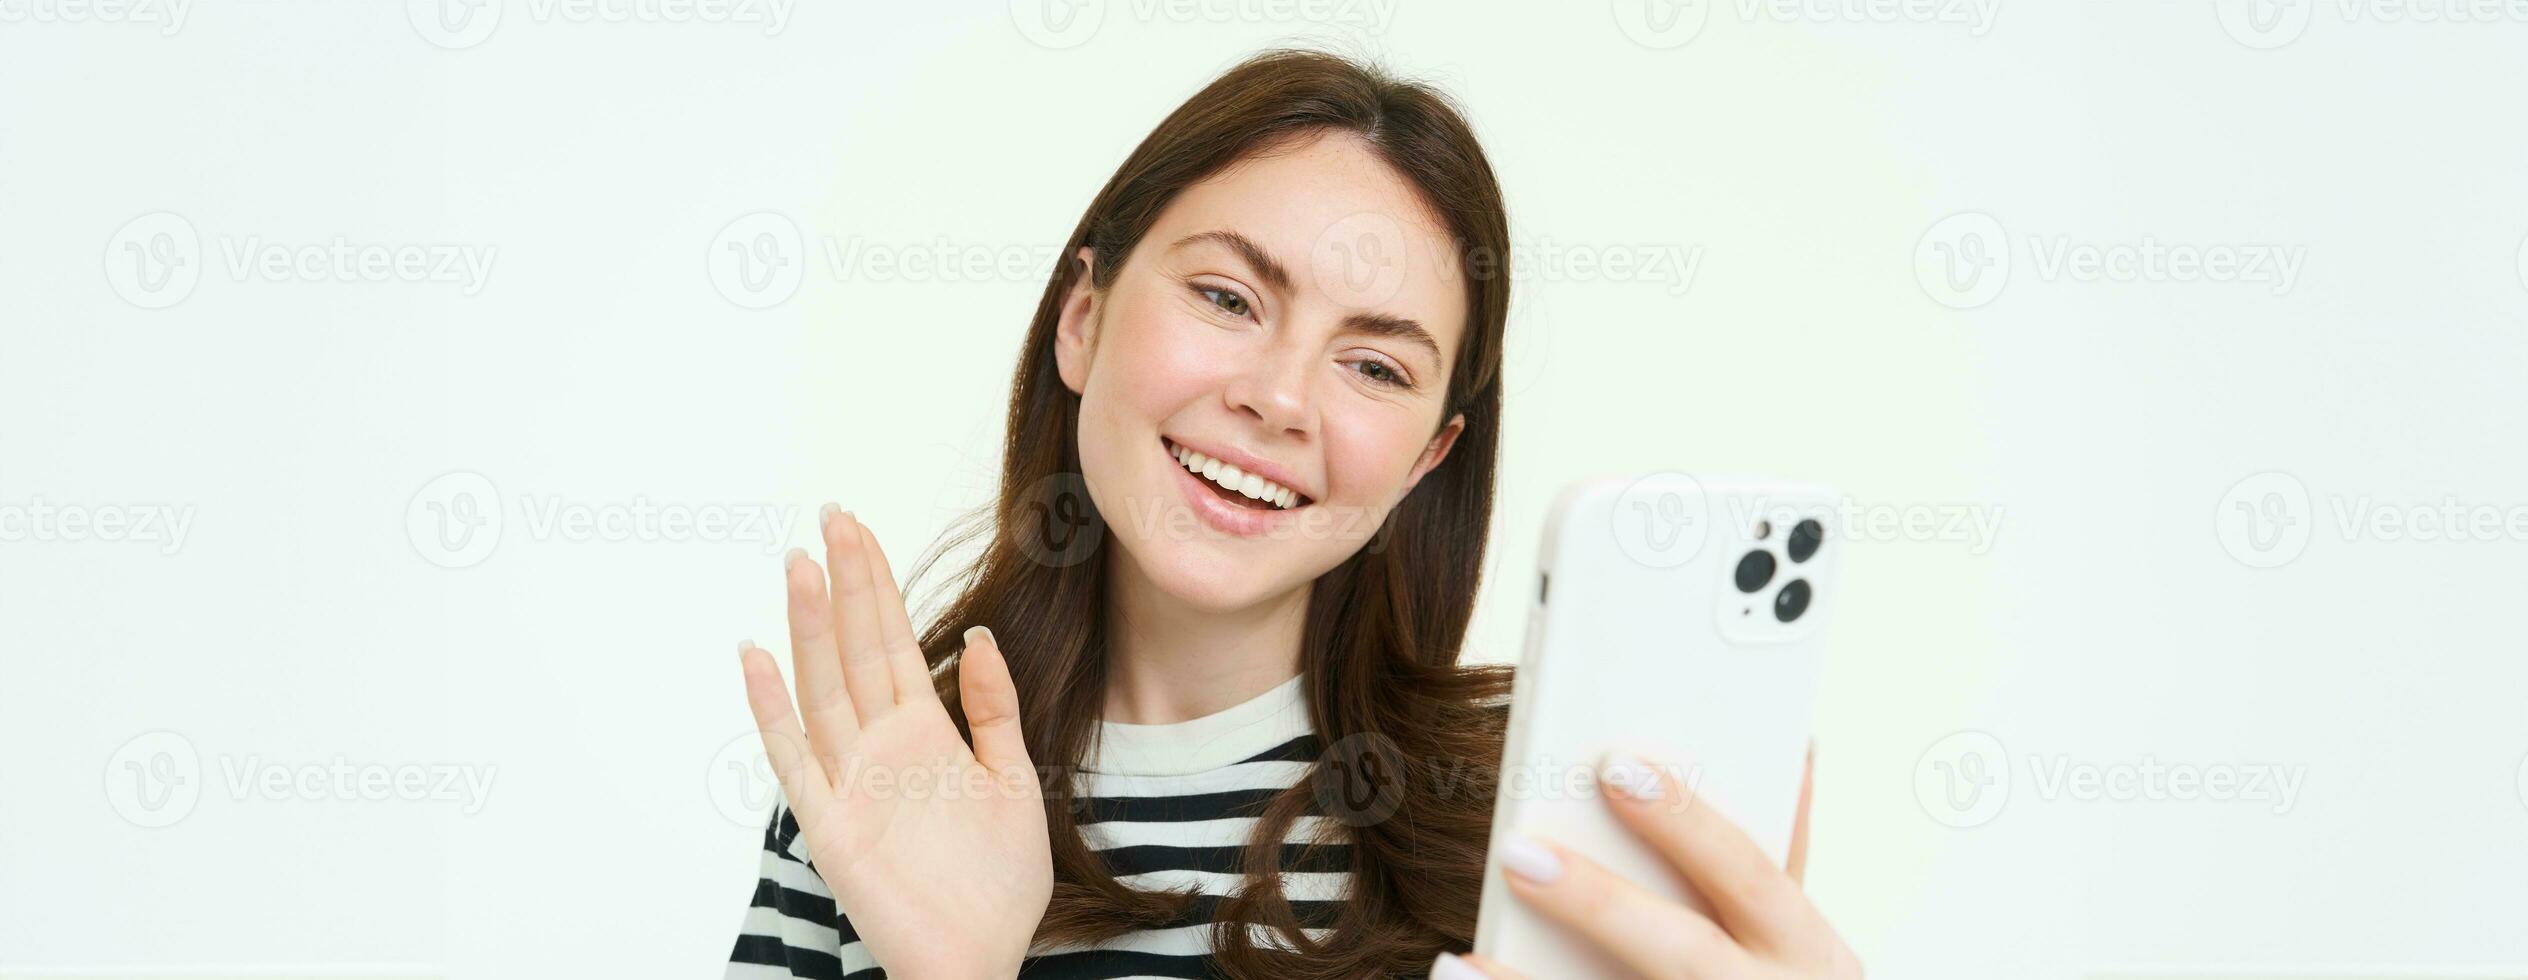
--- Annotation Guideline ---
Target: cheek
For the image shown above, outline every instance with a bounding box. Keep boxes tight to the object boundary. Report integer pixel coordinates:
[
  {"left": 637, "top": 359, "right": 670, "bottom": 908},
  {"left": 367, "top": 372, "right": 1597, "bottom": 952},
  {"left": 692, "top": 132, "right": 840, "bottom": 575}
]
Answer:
[
  {"left": 1318, "top": 413, "right": 1431, "bottom": 505},
  {"left": 1090, "top": 298, "right": 1235, "bottom": 417}
]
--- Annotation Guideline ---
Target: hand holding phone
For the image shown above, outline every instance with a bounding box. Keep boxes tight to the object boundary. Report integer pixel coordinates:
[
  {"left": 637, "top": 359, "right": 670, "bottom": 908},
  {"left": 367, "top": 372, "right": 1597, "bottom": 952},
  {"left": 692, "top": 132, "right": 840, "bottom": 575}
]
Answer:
[{"left": 1460, "top": 473, "right": 1860, "bottom": 979}]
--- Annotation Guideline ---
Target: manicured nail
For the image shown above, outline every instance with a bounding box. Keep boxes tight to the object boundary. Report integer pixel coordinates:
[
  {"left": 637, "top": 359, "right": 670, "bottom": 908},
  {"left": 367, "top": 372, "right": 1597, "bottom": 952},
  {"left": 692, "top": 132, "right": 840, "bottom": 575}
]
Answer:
[
  {"left": 783, "top": 546, "right": 807, "bottom": 570},
  {"left": 1600, "top": 749, "right": 1668, "bottom": 801},
  {"left": 819, "top": 502, "right": 840, "bottom": 530},
  {"left": 737, "top": 639, "right": 755, "bottom": 657},
  {"left": 963, "top": 625, "right": 993, "bottom": 647},
  {"left": 1430, "top": 952, "right": 1485, "bottom": 980},
  {"left": 1498, "top": 833, "right": 1564, "bottom": 884}
]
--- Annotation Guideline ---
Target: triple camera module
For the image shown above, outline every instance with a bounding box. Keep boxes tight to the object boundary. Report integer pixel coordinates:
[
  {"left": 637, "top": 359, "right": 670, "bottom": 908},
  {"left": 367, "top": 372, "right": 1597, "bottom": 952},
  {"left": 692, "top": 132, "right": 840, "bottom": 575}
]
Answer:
[{"left": 1734, "top": 517, "right": 1824, "bottom": 623}]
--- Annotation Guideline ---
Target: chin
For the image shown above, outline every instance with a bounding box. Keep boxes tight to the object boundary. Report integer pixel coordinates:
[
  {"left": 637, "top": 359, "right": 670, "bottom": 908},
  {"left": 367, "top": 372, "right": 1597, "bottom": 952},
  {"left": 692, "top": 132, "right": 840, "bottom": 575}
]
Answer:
[{"left": 1116, "top": 531, "right": 1294, "bottom": 614}]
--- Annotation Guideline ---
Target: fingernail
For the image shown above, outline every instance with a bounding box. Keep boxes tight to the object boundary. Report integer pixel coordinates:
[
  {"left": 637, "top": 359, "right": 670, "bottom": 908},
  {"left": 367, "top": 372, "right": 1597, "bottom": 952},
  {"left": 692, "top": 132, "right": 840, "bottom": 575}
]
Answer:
[
  {"left": 963, "top": 625, "right": 993, "bottom": 647},
  {"left": 1498, "top": 833, "right": 1563, "bottom": 884},
  {"left": 783, "top": 546, "right": 807, "bottom": 570},
  {"left": 819, "top": 502, "right": 840, "bottom": 530},
  {"left": 1430, "top": 952, "right": 1485, "bottom": 980},
  {"left": 1600, "top": 749, "right": 1668, "bottom": 801},
  {"left": 737, "top": 639, "right": 755, "bottom": 657}
]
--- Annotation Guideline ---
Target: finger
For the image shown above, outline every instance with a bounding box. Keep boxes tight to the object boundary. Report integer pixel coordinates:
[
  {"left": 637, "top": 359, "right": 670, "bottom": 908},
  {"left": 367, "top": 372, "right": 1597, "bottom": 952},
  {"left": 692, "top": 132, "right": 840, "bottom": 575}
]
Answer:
[
  {"left": 1433, "top": 951, "right": 1528, "bottom": 980},
  {"left": 850, "top": 509, "right": 937, "bottom": 706},
  {"left": 1496, "top": 833, "right": 1744, "bottom": 980},
  {"left": 1787, "top": 742, "right": 1815, "bottom": 887},
  {"left": 783, "top": 548, "right": 858, "bottom": 760},
  {"left": 739, "top": 642, "right": 833, "bottom": 835},
  {"left": 956, "top": 625, "right": 1034, "bottom": 775},
  {"left": 822, "top": 508, "right": 896, "bottom": 721},
  {"left": 1598, "top": 750, "right": 1815, "bottom": 948}
]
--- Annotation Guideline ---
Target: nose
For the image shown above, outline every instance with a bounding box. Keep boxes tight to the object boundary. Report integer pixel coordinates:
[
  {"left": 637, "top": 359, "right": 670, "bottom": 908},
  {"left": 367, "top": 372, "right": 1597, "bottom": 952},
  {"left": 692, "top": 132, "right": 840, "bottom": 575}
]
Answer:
[{"left": 1222, "top": 333, "right": 1315, "bottom": 437}]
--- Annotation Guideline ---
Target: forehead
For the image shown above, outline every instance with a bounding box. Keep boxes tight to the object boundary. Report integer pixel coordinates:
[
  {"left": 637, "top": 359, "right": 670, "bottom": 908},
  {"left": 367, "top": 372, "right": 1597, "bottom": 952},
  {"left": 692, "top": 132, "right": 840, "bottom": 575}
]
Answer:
[{"left": 1137, "top": 131, "right": 1468, "bottom": 355}]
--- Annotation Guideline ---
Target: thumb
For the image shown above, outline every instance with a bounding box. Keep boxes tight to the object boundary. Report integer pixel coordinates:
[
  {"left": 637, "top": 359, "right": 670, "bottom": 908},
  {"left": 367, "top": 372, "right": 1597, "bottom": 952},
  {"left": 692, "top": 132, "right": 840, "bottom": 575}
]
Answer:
[{"left": 957, "top": 626, "right": 1033, "bottom": 775}]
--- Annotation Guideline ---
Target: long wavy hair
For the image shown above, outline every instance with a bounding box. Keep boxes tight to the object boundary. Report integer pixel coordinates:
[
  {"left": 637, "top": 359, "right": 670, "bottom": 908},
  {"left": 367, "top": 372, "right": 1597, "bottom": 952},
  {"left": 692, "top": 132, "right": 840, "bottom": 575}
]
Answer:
[{"left": 906, "top": 47, "right": 1514, "bottom": 979}]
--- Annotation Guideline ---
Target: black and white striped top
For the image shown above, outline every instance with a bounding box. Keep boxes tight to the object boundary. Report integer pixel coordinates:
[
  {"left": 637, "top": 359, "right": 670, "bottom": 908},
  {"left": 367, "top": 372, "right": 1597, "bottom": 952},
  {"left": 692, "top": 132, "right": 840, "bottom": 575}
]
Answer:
[{"left": 725, "top": 672, "right": 1345, "bottom": 979}]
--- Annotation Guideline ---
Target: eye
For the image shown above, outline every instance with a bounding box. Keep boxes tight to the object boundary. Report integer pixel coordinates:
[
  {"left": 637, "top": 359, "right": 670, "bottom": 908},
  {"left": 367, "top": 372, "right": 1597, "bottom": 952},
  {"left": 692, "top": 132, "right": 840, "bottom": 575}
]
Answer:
[
  {"left": 1349, "top": 357, "right": 1413, "bottom": 390},
  {"left": 1196, "top": 286, "right": 1251, "bottom": 319}
]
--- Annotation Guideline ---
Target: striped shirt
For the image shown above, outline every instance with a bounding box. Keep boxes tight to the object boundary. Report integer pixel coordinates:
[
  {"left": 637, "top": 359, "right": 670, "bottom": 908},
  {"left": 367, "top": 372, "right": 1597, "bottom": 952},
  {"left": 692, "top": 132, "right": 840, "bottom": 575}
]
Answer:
[{"left": 726, "top": 672, "right": 1344, "bottom": 979}]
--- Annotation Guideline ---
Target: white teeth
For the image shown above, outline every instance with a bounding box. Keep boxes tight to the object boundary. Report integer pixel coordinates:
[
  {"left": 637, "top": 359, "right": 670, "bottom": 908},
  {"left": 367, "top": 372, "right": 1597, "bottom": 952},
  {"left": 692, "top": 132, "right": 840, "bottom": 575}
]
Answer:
[{"left": 1170, "top": 441, "right": 1303, "bottom": 510}]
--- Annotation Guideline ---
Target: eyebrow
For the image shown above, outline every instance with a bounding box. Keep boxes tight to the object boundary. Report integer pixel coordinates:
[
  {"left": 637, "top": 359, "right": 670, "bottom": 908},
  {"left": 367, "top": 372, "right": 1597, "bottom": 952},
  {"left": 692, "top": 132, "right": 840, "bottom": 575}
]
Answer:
[
  {"left": 1168, "top": 229, "right": 1445, "bottom": 367},
  {"left": 1171, "top": 229, "right": 1293, "bottom": 294}
]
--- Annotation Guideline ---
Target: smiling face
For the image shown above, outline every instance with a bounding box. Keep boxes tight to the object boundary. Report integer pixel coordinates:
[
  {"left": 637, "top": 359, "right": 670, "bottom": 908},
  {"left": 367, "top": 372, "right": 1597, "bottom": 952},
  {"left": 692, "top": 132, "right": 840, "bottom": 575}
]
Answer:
[{"left": 1053, "top": 130, "right": 1470, "bottom": 613}]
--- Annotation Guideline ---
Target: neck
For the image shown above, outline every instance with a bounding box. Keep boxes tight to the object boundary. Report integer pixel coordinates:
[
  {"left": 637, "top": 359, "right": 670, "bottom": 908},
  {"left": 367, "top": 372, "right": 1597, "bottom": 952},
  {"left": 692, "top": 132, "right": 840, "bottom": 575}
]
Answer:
[{"left": 1100, "top": 546, "right": 1309, "bottom": 725}]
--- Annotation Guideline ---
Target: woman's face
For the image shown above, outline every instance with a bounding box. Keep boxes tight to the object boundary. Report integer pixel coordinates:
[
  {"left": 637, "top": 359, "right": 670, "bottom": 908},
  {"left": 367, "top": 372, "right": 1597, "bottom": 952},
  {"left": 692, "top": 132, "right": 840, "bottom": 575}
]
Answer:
[{"left": 1055, "top": 130, "right": 1470, "bottom": 613}]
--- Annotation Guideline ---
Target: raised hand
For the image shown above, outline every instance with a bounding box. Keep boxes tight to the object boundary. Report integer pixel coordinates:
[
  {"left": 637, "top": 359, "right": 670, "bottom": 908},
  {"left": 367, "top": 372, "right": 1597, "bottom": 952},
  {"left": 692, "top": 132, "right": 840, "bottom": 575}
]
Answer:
[{"left": 738, "top": 506, "right": 1053, "bottom": 980}]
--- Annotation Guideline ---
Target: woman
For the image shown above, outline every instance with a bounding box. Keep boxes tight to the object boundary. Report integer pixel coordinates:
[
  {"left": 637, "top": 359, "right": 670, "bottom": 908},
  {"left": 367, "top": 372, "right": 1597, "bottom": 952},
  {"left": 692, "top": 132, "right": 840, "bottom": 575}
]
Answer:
[{"left": 724, "top": 49, "right": 1860, "bottom": 980}]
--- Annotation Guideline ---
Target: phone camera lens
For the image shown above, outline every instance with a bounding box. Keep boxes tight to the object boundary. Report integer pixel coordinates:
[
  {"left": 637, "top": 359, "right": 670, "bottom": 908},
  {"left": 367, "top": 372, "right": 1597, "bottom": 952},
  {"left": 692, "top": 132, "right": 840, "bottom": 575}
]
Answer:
[
  {"left": 1787, "top": 519, "right": 1823, "bottom": 563},
  {"left": 1733, "top": 550, "right": 1775, "bottom": 593},
  {"left": 1773, "top": 579, "right": 1812, "bottom": 622}
]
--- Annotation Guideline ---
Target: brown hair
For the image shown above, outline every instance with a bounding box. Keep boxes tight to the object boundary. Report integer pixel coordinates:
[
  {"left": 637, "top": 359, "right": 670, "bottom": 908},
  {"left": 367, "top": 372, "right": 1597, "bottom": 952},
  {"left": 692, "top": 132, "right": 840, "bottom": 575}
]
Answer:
[{"left": 908, "top": 47, "right": 1514, "bottom": 979}]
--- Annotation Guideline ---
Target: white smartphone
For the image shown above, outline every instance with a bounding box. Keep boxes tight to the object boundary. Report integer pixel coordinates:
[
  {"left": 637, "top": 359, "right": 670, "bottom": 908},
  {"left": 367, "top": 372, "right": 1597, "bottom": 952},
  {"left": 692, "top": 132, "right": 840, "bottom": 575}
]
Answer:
[{"left": 1473, "top": 473, "right": 1842, "bottom": 976}]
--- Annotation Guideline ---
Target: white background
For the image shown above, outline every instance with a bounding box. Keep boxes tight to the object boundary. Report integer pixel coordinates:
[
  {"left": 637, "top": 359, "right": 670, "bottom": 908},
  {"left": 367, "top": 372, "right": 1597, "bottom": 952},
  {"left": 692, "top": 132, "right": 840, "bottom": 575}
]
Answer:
[{"left": 5, "top": 1, "right": 2526, "bottom": 977}]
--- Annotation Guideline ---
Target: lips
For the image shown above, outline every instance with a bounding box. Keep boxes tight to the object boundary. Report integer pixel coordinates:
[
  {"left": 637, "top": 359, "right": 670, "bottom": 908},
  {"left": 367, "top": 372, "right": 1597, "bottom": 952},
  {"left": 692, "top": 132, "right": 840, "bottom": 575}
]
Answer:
[
  {"left": 1158, "top": 436, "right": 1311, "bottom": 537},
  {"left": 1160, "top": 436, "right": 1312, "bottom": 508}
]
